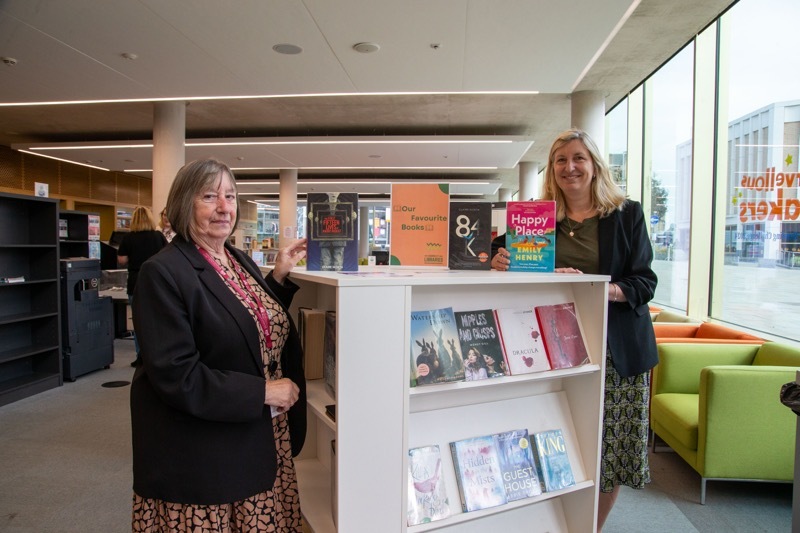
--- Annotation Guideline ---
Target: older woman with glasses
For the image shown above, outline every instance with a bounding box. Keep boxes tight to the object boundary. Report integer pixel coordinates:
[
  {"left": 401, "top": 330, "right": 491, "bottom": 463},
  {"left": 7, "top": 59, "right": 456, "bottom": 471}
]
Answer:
[{"left": 130, "top": 158, "right": 308, "bottom": 532}]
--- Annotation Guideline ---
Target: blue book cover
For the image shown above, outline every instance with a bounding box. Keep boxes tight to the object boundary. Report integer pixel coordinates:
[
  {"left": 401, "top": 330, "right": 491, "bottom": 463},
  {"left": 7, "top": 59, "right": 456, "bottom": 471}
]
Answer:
[
  {"left": 532, "top": 428, "right": 576, "bottom": 492},
  {"left": 306, "top": 192, "right": 358, "bottom": 272},
  {"left": 494, "top": 429, "right": 542, "bottom": 501},
  {"left": 410, "top": 307, "right": 464, "bottom": 385},
  {"left": 449, "top": 434, "right": 508, "bottom": 512}
]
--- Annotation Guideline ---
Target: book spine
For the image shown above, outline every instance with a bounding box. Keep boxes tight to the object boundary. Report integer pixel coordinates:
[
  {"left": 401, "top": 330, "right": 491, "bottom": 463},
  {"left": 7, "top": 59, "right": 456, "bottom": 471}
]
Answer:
[
  {"left": 493, "top": 309, "right": 514, "bottom": 376},
  {"left": 449, "top": 442, "right": 469, "bottom": 513}
]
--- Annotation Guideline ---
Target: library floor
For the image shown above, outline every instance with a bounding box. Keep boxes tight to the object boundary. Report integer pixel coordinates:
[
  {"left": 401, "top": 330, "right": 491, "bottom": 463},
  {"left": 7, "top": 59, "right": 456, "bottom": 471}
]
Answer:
[{"left": 0, "top": 338, "right": 793, "bottom": 532}]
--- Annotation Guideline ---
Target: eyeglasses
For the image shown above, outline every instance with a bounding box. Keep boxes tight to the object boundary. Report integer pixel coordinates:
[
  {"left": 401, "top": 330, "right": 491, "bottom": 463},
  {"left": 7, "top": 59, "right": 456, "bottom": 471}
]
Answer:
[{"left": 199, "top": 193, "right": 237, "bottom": 204}]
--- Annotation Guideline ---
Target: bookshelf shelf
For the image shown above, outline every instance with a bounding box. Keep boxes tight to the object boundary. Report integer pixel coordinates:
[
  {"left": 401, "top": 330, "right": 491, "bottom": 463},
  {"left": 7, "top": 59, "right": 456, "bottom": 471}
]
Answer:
[{"left": 288, "top": 268, "right": 608, "bottom": 532}]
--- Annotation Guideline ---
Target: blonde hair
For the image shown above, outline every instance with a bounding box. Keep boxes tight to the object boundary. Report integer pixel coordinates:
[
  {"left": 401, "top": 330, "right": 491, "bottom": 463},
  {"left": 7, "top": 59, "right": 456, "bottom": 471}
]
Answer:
[
  {"left": 130, "top": 206, "right": 157, "bottom": 232},
  {"left": 541, "top": 128, "right": 626, "bottom": 221}
]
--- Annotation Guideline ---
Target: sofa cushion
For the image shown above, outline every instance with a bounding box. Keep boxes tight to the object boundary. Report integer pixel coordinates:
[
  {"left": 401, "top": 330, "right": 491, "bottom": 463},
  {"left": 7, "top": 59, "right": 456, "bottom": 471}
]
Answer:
[
  {"left": 694, "top": 322, "right": 763, "bottom": 341},
  {"left": 651, "top": 393, "right": 699, "bottom": 450},
  {"left": 653, "top": 310, "right": 694, "bottom": 323},
  {"left": 753, "top": 342, "right": 800, "bottom": 367}
]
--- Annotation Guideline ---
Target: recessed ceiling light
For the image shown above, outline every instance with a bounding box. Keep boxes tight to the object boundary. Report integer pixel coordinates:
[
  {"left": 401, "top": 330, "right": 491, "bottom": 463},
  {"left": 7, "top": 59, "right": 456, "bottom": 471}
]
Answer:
[
  {"left": 273, "top": 43, "right": 303, "bottom": 55},
  {"left": 120, "top": 52, "right": 138, "bottom": 60},
  {"left": 353, "top": 42, "right": 380, "bottom": 53}
]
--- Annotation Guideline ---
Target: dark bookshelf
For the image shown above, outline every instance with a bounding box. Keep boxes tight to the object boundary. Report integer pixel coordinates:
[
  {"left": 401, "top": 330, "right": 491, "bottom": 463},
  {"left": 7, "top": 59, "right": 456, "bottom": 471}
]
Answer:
[{"left": 0, "top": 192, "right": 62, "bottom": 406}]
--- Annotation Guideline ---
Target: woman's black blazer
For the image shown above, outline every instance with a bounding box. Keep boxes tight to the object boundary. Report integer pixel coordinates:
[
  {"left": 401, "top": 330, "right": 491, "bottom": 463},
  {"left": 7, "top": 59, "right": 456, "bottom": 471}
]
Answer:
[
  {"left": 597, "top": 200, "right": 659, "bottom": 378},
  {"left": 130, "top": 236, "right": 307, "bottom": 505}
]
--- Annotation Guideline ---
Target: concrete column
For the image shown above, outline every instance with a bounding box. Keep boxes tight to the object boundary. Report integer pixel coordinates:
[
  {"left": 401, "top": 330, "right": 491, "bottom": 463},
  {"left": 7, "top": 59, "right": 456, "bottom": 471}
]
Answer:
[
  {"left": 279, "top": 169, "right": 298, "bottom": 246},
  {"left": 571, "top": 90, "right": 606, "bottom": 154},
  {"left": 152, "top": 101, "right": 185, "bottom": 213},
  {"left": 519, "top": 162, "right": 540, "bottom": 200},
  {"left": 498, "top": 188, "right": 513, "bottom": 202},
  {"left": 359, "top": 205, "right": 370, "bottom": 259}
]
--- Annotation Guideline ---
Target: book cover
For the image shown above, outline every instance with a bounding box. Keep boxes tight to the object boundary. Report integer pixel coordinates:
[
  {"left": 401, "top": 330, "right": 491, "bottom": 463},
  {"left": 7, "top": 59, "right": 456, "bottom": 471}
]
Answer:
[
  {"left": 534, "top": 302, "right": 590, "bottom": 370},
  {"left": 448, "top": 202, "right": 492, "bottom": 270},
  {"left": 449, "top": 434, "right": 508, "bottom": 512},
  {"left": 532, "top": 429, "right": 576, "bottom": 492},
  {"left": 454, "top": 309, "right": 507, "bottom": 379},
  {"left": 493, "top": 307, "right": 550, "bottom": 375},
  {"left": 407, "top": 445, "right": 451, "bottom": 525},
  {"left": 494, "top": 429, "right": 542, "bottom": 501},
  {"left": 306, "top": 192, "right": 359, "bottom": 272},
  {"left": 410, "top": 307, "right": 465, "bottom": 385},
  {"left": 505, "top": 200, "right": 556, "bottom": 272},
  {"left": 322, "top": 311, "right": 337, "bottom": 396},
  {"left": 390, "top": 183, "right": 450, "bottom": 267}
]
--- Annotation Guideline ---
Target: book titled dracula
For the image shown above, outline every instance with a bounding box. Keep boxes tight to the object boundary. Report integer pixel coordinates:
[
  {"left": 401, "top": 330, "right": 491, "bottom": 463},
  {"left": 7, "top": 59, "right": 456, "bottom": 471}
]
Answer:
[
  {"left": 534, "top": 302, "right": 590, "bottom": 370},
  {"left": 494, "top": 307, "right": 550, "bottom": 375},
  {"left": 449, "top": 434, "right": 508, "bottom": 512},
  {"left": 494, "top": 429, "right": 542, "bottom": 501},
  {"left": 448, "top": 202, "right": 492, "bottom": 270},
  {"left": 532, "top": 428, "right": 576, "bottom": 492},
  {"left": 505, "top": 200, "right": 556, "bottom": 272},
  {"left": 454, "top": 309, "right": 507, "bottom": 378},
  {"left": 407, "top": 445, "right": 451, "bottom": 526},
  {"left": 410, "top": 307, "right": 465, "bottom": 385},
  {"left": 306, "top": 192, "right": 358, "bottom": 272}
]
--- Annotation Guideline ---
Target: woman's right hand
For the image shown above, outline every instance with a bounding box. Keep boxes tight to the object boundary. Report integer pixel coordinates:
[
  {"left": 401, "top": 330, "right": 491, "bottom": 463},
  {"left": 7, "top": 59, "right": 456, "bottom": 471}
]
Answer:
[{"left": 264, "top": 377, "right": 300, "bottom": 412}]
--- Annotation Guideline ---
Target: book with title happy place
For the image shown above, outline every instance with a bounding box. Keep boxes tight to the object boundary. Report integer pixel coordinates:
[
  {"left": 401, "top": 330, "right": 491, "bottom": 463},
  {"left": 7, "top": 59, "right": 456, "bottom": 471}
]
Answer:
[
  {"left": 493, "top": 307, "right": 550, "bottom": 375},
  {"left": 505, "top": 200, "right": 556, "bottom": 272},
  {"left": 449, "top": 434, "right": 508, "bottom": 512},
  {"left": 409, "top": 307, "right": 464, "bottom": 385}
]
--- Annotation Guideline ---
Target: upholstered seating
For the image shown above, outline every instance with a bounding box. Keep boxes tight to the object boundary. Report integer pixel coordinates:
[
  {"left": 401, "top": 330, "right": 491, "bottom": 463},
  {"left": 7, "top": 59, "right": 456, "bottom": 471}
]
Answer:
[
  {"left": 653, "top": 321, "right": 765, "bottom": 344},
  {"left": 650, "top": 342, "right": 800, "bottom": 503}
]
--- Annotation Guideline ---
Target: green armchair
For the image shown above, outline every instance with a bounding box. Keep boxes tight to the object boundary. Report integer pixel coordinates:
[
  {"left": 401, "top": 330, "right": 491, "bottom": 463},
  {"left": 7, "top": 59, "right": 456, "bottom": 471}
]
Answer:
[{"left": 650, "top": 341, "right": 800, "bottom": 503}]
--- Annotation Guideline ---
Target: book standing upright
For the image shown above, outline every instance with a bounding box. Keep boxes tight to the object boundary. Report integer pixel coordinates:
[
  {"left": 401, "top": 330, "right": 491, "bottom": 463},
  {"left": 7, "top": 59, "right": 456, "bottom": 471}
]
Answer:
[
  {"left": 306, "top": 192, "right": 359, "bottom": 272},
  {"left": 505, "top": 201, "right": 556, "bottom": 272},
  {"left": 494, "top": 307, "right": 550, "bottom": 375},
  {"left": 535, "top": 302, "right": 590, "bottom": 370}
]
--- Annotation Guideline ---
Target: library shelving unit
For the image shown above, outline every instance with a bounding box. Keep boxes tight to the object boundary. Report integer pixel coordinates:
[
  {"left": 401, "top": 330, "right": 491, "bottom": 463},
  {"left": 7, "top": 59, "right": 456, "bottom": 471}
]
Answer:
[
  {"left": 59, "top": 210, "right": 99, "bottom": 259},
  {"left": 0, "top": 192, "right": 62, "bottom": 407},
  {"left": 286, "top": 267, "right": 608, "bottom": 533}
]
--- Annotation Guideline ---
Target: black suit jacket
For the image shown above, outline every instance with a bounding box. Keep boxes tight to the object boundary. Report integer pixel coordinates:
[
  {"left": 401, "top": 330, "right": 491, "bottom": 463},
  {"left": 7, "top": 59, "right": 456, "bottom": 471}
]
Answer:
[
  {"left": 491, "top": 201, "right": 658, "bottom": 377},
  {"left": 596, "top": 201, "right": 658, "bottom": 378},
  {"left": 130, "top": 236, "right": 307, "bottom": 504}
]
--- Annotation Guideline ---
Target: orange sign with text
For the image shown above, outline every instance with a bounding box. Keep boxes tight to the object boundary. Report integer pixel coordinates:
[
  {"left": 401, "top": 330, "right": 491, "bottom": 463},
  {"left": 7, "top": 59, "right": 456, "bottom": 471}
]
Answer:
[{"left": 389, "top": 184, "right": 449, "bottom": 266}]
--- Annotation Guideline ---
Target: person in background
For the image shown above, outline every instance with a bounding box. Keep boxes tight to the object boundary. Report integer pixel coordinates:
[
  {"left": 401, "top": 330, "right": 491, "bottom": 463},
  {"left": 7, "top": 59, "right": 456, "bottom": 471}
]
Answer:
[
  {"left": 130, "top": 158, "right": 308, "bottom": 532},
  {"left": 117, "top": 206, "right": 167, "bottom": 367},
  {"left": 492, "top": 129, "right": 658, "bottom": 532},
  {"left": 158, "top": 207, "right": 176, "bottom": 242}
]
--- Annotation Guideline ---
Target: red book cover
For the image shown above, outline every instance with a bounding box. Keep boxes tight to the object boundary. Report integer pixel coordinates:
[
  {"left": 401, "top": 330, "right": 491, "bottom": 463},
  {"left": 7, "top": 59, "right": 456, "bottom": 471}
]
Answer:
[{"left": 534, "top": 302, "right": 590, "bottom": 369}]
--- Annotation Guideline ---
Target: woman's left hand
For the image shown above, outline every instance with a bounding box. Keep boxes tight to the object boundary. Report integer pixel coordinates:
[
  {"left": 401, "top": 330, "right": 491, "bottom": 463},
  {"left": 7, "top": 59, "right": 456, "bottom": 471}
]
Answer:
[{"left": 272, "top": 238, "right": 308, "bottom": 284}]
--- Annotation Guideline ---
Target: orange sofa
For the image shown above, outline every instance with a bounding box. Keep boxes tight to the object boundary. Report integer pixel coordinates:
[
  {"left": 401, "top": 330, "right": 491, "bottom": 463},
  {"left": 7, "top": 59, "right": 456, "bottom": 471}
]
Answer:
[{"left": 653, "top": 322, "right": 765, "bottom": 344}]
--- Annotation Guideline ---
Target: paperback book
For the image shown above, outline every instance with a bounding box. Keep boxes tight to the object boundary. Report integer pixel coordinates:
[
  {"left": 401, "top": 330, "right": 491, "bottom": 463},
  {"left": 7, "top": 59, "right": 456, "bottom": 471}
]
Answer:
[
  {"left": 494, "top": 307, "right": 550, "bottom": 375},
  {"left": 449, "top": 434, "right": 508, "bottom": 512},
  {"left": 407, "top": 445, "right": 451, "bottom": 525},
  {"left": 494, "top": 429, "right": 542, "bottom": 501},
  {"left": 306, "top": 192, "right": 358, "bottom": 272},
  {"left": 505, "top": 200, "right": 556, "bottom": 272},
  {"left": 454, "top": 309, "right": 507, "bottom": 378},
  {"left": 410, "top": 307, "right": 465, "bottom": 385},
  {"left": 534, "top": 302, "right": 590, "bottom": 369},
  {"left": 322, "top": 310, "right": 337, "bottom": 396},
  {"left": 532, "top": 428, "right": 576, "bottom": 492},
  {"left": 448, "top": 202, "right": 492, "bottom": 270}
]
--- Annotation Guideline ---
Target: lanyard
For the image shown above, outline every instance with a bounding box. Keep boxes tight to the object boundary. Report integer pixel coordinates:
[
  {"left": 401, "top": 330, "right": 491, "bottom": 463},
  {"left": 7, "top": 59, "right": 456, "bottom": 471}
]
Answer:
[{"left": 197, "top": 246, "right": 273, "bottom": 349}]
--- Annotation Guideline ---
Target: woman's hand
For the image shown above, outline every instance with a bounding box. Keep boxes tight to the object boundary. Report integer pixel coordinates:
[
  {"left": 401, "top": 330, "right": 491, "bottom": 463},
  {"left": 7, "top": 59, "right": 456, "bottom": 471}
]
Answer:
[
  {"left": 491, "top": 247, "right": 511, "bottom": 271},
  {"left": 265, "top": 377, "right": 300, "bottom": 412},
  {"left": 555, "top": 267, "right": 583, "bottom": 274},
  {"left": 272, "top": 238, "right": 307, "bottom": 284}
]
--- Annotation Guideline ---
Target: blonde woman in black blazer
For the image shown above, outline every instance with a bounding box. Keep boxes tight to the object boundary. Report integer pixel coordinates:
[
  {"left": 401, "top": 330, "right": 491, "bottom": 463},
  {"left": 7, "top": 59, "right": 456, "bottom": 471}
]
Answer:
[
  {"left": 493, "top": 129, "right": 658, "bottom": 532},
  {"left": 130, "top": 159, "right": 308, "bottom": 531}
]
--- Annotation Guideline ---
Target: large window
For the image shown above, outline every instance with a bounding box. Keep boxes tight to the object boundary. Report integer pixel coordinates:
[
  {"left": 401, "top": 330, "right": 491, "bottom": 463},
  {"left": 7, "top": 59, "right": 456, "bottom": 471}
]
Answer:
[
  {"left": 713, "top": 0, "right": 800, "bottom": 339},
  {"left": 644, "top": 45, "right": 694, "bottom": 311}
]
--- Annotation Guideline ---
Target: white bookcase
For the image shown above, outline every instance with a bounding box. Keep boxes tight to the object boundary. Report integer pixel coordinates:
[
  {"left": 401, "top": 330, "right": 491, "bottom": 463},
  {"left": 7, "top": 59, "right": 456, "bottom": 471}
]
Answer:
[{"left": 286, "top": 268, "right": 608, "bottom": 533}]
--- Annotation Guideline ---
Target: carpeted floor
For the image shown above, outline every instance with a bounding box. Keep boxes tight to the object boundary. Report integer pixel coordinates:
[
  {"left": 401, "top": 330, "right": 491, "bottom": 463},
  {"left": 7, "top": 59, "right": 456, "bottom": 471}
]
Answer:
[{"left": 0, "top": 339, "right": 793, "bottom": 532}]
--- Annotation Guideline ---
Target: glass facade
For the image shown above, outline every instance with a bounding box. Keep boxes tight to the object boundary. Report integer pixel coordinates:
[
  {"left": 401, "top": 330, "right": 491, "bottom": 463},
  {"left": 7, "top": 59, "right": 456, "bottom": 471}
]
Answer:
[{"left": 609, "top": 0, "right": 800, "bottom": 342}]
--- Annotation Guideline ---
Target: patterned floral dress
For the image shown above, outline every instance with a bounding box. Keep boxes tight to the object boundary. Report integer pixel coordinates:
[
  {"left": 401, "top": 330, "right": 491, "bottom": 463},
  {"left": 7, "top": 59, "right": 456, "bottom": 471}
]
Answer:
[{"left": 132, "top": 253, "right": 302, "bottom": 532}]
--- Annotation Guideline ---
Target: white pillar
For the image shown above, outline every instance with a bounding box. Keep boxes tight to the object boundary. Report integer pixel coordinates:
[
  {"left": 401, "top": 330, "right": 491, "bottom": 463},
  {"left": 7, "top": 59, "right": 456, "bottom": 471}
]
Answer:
[
  {"left": 152, "top": 102, "right": 185, "bottom": 214},
  {"left": 498, "top": 188, "right": 513, "bottom": 202},
  {"left": 571, "top": 90, "right": 606, "bottom": 154},
  {"left": 279, "top": 169, "right": 298, "bottom": 246},
  {"left": 359, "top": 205, "right": 370, "bottom": 259},
  {"left": 519, "top": 162, "right": 540, "bottom": 201}
]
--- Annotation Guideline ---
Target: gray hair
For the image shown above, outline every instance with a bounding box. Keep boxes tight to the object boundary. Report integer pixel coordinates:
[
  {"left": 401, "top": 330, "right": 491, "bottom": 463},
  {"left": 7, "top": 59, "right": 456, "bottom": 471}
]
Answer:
[{"left": 165, "top": 159, "right": 239, "bottom": 240}]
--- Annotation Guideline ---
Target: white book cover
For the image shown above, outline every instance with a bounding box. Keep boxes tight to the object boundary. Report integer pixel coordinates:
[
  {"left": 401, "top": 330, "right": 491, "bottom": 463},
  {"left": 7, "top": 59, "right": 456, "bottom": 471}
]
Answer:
[{"left": 494, "top": 307, "right": 550, "bottom": 375}]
